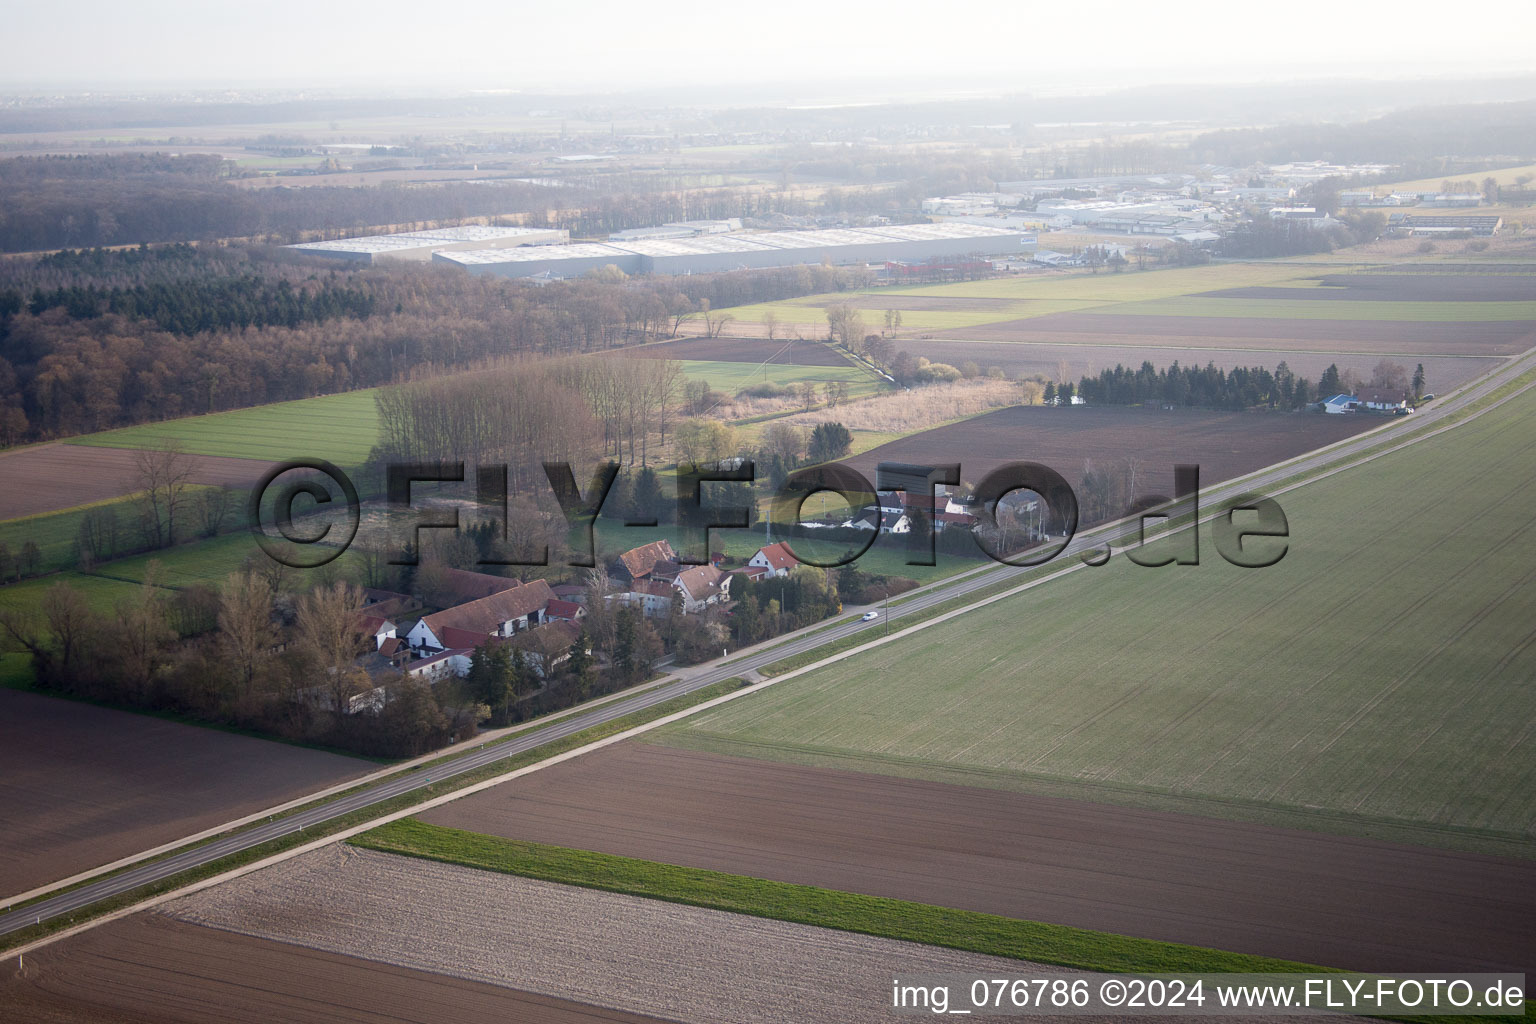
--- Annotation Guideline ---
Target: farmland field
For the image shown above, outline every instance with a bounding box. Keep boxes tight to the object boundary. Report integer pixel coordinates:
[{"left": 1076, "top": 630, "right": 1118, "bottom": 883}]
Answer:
[
  {"left": 421, "top": 741, "right": 1536, "bottom": 972},
  {"left": 627, "top": 336, "right": 852, "bottom": 366},
  {"left": 66, "top": 389, "right": 383, "bottom": 465},
  {"left": 887, "top": 340, "right": 1501, "bottom": 396},
  {"left": 658, "top": 384, "right": 1536, "bottom": 847},
  {"left": 929, "top": 310, "right": 1535, "bottom": 354},
  {"left": 840, "top": 404, "right": 1379, "bottom": 495},
  {"left": 0, "top": 687, "right": 370, "bottom": 896},
  {"left": 0, "top": 913, "right": 663, "bottom": 1024},
  {"left": 675, "top": 357, "right": 879, "bottom": 395},
  {"left": 160, "top": 844, "right": 1062, "bottom": 1024},
  {"left": 1091, "top": 297, "right": 1536, "bottom": 322},
  {"left": 0, "top": 443, "right": 271, "bottom": 522}
]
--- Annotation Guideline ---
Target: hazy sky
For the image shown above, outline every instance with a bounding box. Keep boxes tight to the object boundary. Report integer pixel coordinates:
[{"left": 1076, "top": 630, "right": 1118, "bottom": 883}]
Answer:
[{"left": 5, "top": 0, "right": 1533, "bottom": 92}]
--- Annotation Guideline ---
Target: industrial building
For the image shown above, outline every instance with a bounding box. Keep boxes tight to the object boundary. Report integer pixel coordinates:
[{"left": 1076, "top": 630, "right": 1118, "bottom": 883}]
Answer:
[
  {"left": 433, "top": 223, "right": 1034, "bottom": 280},
  {"left": 289, "top": 225, "right": 569, "bottom": 264},
  {"left": 1388, "top": 214, "right": 1503, "bottom": 237}
]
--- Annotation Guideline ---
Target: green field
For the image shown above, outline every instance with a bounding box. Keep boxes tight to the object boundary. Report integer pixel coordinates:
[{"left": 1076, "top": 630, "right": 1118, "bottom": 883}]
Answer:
[
  {"left": 67, "top": 389, "right": 383, "bottom": 465},
  {"left": 711, "top": 259, "right": 1532, "bottom": 332},
  {"left": 0, "top": 571, "right": 150, "bottom": 619},
  {"left": 658, "top": 385, "right": 1536, "bottom": 853},
  {"left": 678, "top": 358, "right": 880, "bottom": 394}
]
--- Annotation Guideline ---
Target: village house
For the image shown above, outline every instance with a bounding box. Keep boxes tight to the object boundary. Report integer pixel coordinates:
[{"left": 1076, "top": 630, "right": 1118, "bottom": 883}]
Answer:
[
  {"left": 357, "top": 614, "right": 397, "bottom": 651},
  {"left": 673, "top": 564, "right": 732, "bottom": 613},
  {"left": 504, "top": 620, "right": 586, "bottom": 678},
  {"left": 1357, "top": 387, "right": 1411, "bottom": 412},
  {"left": 610, "top": 539, "right": 681, "bottom": 584},
  {"left": 434, "top": 566, "right": 523, "bottom": 605},
  {"left": 543, "top": 599, "right": 587, "bottom": 624},
  {"left": 405, "top": 578, "right": 556, "bottom": 652},
  {"left": 742, "top": 541, "right": 799, "bottom": 580},
  {"left": 606, "top": 540, "right": 732, "bottom": 615},
  {"left": 1322, "top": 394, "right": 1361, "bottom": 414}
]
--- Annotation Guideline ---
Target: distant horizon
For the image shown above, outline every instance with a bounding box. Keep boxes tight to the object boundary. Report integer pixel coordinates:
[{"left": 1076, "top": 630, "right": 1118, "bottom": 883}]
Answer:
[{"left": 3, "top": 0, "right": 1533, "bottom": 97}]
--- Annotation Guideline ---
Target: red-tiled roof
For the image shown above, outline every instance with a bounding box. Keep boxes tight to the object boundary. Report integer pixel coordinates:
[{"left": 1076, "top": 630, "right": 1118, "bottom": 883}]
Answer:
[
  {"left": 378, "top": 637, "right": 406, "bottom": 658},
  {"left": 754, "top": 541, "right": 799, "bottom": 572},
  {"left": 438, "top": 567, "right": 521, "bottom": 605},
  {"left": 545, "top": 599, "right": 585, "bottom": 620},
  {"left": 731, "top": 565, "right": 773, "bottom": 582},
  {"left": 617, "top": 539, "right": 677, "bottom": 581},
  {"left": 420, "top": 579, "right": 555, "bottom": 642}
]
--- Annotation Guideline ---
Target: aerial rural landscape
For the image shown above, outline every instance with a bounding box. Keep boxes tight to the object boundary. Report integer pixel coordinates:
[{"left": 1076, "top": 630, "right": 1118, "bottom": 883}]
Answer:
[{"left": 1, "top": 4, "right": 1534, "bottom": 1021}]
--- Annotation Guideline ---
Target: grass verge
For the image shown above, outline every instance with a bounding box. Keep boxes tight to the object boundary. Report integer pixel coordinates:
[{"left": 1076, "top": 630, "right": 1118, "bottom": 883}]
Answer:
[{"left": 349, "top": 820, "right": 1531, "bottom": 1024}]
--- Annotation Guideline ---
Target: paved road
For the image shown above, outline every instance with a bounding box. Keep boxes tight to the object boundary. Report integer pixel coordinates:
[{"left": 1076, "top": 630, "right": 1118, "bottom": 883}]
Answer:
[{"left": 4, "top": 347, "right": 1534, "bottom": 941}]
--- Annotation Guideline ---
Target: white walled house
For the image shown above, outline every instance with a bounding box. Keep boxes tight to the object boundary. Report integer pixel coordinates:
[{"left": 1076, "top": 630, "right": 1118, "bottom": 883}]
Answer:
[
  {"left": 746, "top": 542, "right": 799, "bottom": 578},
  {"left": 406, "top": 579, "right": 555, "bottom": 652}
]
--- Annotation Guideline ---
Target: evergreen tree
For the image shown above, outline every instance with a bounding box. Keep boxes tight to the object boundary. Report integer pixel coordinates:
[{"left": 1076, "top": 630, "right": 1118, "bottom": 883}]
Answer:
[
  {"left": 1412, "top": 363, "right": 1426, "bottom": 400},
  {"left": 1319, "top": 364, "right": 1342, "bottom": 397}
]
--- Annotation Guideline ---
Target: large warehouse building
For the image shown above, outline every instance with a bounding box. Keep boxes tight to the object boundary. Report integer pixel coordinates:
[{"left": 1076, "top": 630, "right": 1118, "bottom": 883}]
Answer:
[
  {"left": 432, "top": 223, "right": 1033, "bottom": 279},
  {"left": 289, "top": 225, "right": 569, "bottom": 263}
]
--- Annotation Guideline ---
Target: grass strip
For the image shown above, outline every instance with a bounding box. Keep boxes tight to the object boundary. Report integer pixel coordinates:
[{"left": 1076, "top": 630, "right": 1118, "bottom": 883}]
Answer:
[
  {"left": 349, "top": 820, "right": 1530, "bottom": 1024},
  {"left": 353, "top": 818, "right": 1323, "bottom": 973},
  {"left": 757, "top": 365, "right": 1536, "bottom": 677},
  {"left": 0, "top": 678, "right": 748, "bottom": 953}
]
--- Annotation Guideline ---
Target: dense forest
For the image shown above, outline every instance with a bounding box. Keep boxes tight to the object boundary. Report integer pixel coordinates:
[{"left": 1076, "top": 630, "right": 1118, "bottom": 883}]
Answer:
[{"left": 0, "top": 244, "right": 870, "bottom": 444}]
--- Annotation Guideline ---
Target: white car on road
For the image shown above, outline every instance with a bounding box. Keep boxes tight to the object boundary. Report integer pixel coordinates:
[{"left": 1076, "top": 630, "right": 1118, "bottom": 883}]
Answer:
[{"left": 861, "top": 611, "right": 880, "bottom": 621}]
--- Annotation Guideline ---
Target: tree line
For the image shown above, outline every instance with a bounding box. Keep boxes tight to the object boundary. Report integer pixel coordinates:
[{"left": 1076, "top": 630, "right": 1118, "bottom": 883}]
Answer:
[{"left": 0, "top": 244, "right": 868, "bottom": 445}]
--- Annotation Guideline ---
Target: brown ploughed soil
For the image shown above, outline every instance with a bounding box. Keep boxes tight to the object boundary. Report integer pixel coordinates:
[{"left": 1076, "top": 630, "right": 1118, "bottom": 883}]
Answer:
[
  {"left": 420, "top": 742, "right": 1536, "bottom": 973},
  {"left": 0, "top": 688, "right": 370, "bottom": 897}
]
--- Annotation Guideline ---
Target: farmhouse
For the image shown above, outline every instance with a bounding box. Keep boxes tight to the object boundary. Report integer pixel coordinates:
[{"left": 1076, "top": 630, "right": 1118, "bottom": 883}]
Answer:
[
  {"left": 504, "top": 620, "right": 585, "bottom": 678},
  {"left": 1357, "top": 387, "right": 1411, "bottom": 412},
  {"left": 607, "top": 579, "right": 677, "bottom": 618},
  {"left": 612, "top": 539, "right": 681, "bottom": 584},
  {"left": 406, "top": 579, "right": 555, "bottom": 652},
  {"left": 435, "top": 567, "right": 522, "bottom": 605},
  {"left": 746, "top": 542, "right": 799, "bottom": 579},
  {"left": 357, "top": 615, "right": 397, "bottom": 651},
  {"left": 1322, "top": 394, "right": 1362, "bottom": 414},
  {"left": 543, "top": 599, "right": 587, "bottom": 624},
  {"left": 673, "top": 564, "right": 732, "bottom": 613}
]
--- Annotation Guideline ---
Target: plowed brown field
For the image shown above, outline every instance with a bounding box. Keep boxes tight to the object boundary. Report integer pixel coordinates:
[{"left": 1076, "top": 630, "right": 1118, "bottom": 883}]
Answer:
[
  {"left": 0, "top": 443, "right": 273, "bottom": 521},
  {"left": 420, "top": 742, "right": 1536, "bottom": 973},
  {"left": 836, "top": 403, "right": 1376, "bottom": 495},
  {"left": 0, "top": 913, "right": 663, "bottom": 1024},
  {"left": 0, "top": 688, "right": 369, "bottom": 897}
]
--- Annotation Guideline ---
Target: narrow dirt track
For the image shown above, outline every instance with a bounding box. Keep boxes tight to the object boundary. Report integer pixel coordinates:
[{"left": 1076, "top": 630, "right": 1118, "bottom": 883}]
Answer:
[{"left": 420, "top": 742, "right": 1536, "bottom": 974}]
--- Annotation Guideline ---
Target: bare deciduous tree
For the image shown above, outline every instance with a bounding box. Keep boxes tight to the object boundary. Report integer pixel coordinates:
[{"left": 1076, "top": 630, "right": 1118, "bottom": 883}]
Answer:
[
  {"left": 132, "top": 442, "right": 196, "bottom": 549},
  {"left": 219, "top": 571, "right": 276, "bottom": 698},
  {"left": 295, "top": 581, "right": 369, "bottom": 714}
]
